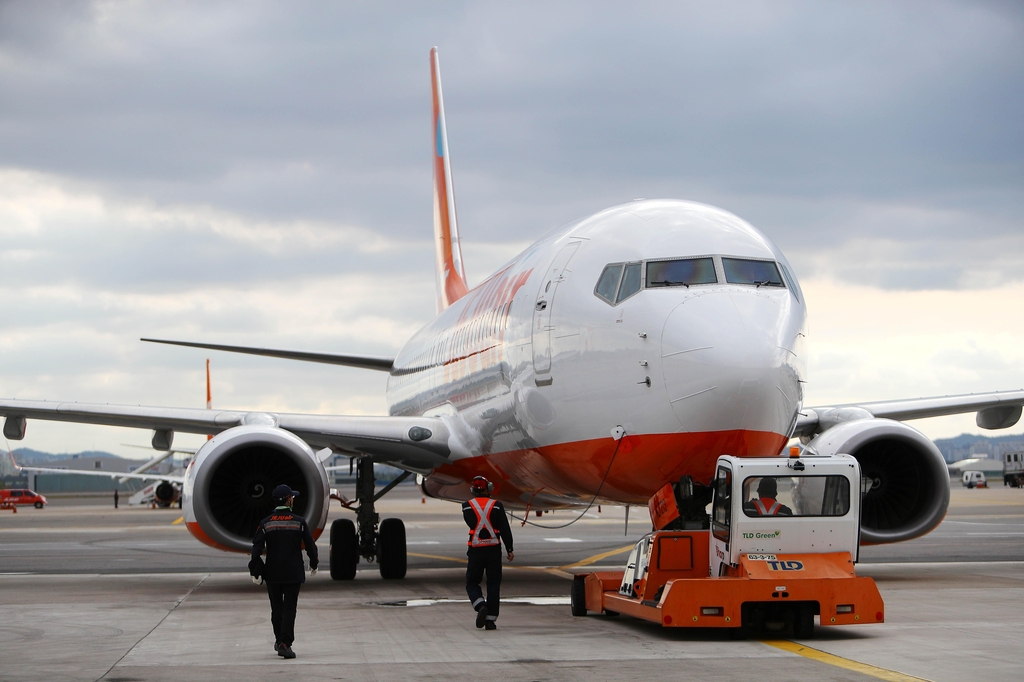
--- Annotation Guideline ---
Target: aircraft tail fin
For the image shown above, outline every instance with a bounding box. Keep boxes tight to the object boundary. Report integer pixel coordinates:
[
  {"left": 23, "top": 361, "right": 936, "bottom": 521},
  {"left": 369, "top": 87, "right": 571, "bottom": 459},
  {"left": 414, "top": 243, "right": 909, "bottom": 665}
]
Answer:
[{"left": 431, "top": 47, "right": 469, "bottom": 312}]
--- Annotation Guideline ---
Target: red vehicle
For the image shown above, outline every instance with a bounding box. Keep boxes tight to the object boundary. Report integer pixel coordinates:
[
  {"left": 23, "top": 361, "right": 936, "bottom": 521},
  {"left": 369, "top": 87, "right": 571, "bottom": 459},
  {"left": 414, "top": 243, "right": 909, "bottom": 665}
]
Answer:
[{"left": 0, "top": 489, "right": 47, "bottom": 509}]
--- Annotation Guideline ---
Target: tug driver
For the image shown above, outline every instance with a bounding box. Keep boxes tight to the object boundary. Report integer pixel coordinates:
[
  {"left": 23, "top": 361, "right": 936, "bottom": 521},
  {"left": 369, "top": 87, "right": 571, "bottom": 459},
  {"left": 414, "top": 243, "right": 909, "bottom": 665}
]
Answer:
[
  {"left": 744, "top": 477, "right": 794, "bottom": 516},
  {"left": 463, "top": 476, "right": 514, "bottom": 630}
]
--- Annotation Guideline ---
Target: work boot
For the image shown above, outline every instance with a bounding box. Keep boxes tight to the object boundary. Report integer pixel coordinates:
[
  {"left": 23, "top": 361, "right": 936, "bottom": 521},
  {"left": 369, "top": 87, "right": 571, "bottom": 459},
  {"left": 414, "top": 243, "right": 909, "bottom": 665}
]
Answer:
[
  {"left": 475, "top": 604, "right": 489, "bottom": 629},
  {"left": 484, "top": 621, "right": 497, "bottom": 631},
  {"left": 279, "top": 644, "right": 296, "bottom": 659}
]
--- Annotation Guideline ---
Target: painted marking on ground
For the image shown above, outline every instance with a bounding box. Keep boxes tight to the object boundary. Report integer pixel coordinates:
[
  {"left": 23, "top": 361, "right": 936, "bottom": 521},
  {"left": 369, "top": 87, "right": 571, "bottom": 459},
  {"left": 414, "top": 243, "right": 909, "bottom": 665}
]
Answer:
[
  {"left": 408, "top": 551, "right": 465, "bottom": 564},
  {"left": 561, "top": 544, "right": 633, "bottom": 569},
  {"left": 762, "top": 640, "right": 932, "bottom": 682},
  {"left": 544, "top": 537, "right": 581, "bottom": 543},
  {"left": 171, "top": 516, "right": 184, "bottom": 525}
]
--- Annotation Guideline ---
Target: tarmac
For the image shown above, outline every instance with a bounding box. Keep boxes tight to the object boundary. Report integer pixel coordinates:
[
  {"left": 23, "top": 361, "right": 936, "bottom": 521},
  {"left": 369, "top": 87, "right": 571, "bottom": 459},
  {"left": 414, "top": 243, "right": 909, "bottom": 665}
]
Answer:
[{"left": 1, "top": 483, "right": 1022, "bottom": 681}]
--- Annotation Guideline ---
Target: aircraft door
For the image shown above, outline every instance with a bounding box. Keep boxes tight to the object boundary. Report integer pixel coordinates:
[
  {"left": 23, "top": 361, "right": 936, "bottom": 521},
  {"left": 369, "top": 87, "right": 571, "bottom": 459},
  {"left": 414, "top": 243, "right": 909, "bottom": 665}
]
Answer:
[{"left": 532, "top": 242, "right": 581, "bottom": 381}]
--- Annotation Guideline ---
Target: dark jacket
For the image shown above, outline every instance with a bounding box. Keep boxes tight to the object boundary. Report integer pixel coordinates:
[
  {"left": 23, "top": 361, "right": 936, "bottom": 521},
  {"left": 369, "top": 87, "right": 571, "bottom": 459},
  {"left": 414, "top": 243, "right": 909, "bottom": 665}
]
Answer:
[
  {"left": 250, "top": 507, "right": 319, "bottom": 584},
  {"left": 462, "top": 496, "right": 514, "bottom": 553}
]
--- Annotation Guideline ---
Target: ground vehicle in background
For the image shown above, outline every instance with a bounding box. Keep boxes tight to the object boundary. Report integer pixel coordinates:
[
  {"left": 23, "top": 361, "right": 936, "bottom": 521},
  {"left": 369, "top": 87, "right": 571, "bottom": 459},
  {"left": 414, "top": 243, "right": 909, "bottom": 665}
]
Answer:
[
  {"left": 962, "top": 471, "right": 987, "bottom": 488},
  {"left": 571, "top": 451, "right": 883, "bottom": 638},
  {"left": 0, "top": 488, "right": 47, "bottom": 508},
  {"left": 1003, "top": 452, "right": 1023, "bottom": 487}
]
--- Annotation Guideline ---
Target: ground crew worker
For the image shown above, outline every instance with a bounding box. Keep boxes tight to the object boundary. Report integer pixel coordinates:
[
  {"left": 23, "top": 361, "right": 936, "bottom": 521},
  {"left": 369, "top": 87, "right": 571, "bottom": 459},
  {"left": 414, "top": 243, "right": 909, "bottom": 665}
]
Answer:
[
  {"left": 249, "top": 484, "right": 318, "bottom": 659},
  {"left": 744, "top": 477, "right": 793, "bottom": 516},
  {"left": 463, "top": 475, "right": 514, "bottom": 630}
]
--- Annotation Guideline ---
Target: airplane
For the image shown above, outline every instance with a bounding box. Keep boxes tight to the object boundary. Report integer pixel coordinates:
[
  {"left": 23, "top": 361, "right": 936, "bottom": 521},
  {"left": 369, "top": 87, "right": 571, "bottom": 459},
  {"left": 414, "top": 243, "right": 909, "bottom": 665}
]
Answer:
[{"left": 2, "top": 47, "right": 1023, "bottom": 581}]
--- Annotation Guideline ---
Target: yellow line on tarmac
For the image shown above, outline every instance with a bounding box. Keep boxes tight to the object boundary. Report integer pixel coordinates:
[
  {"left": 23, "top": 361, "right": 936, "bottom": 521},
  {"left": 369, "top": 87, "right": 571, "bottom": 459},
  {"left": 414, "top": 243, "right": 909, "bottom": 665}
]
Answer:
[
  {"left": 172, "top": 516, "right": 185, "bottom": 525},
  {"left": 762, "top": 640, "right": 932, "bottom": 682},
  {"left": 408, "top": 551, "right": 466, "bottom": 564},
  {"left": 561, "top": 544, "right": 633, "bottom": 569}
]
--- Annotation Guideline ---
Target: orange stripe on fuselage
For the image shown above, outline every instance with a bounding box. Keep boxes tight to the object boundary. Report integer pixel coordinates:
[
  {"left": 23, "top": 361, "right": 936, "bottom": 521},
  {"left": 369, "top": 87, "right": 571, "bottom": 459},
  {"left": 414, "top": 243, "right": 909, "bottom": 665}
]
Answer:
[{"left": 430, "top": 429, "right": 789, "bottom": 507}]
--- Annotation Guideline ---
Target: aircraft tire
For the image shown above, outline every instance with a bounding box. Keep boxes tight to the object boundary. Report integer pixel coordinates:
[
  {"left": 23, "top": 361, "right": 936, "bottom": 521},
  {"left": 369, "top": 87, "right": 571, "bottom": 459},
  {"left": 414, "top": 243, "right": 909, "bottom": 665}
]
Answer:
[
  {"left": 330, "top": 518, "right": 358, "bottom": 580},
  {"left": 570, "top": 576, "right": 587, "bottom": 616},
  {"left": 378, "top": 517, "right": 407, "bottom": 579}
]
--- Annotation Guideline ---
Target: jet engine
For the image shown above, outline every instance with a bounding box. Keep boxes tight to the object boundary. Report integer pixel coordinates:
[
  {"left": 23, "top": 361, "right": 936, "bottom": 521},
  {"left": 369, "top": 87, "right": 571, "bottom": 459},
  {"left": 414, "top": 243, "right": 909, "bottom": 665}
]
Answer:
[
  {"left": 805, "top": 418, "right": 950, "bottom": 544},
  {"left": 182, "top": 424, "right": 330, "bottom": 552},
  {"left": 154, "top": 481, "right": 177, "bottom": 506}
]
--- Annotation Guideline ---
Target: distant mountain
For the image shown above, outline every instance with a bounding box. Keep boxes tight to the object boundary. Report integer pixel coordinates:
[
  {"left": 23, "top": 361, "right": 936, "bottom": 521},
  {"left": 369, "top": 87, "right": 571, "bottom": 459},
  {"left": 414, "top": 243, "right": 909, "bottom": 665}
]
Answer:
[
  {"left": 933, "top": 432, "right": 1024, "bottom": 463},
  {"left": 10, "top": 448, "right": 138, "bottom": 466},
  {"left": 1, "top": 448, "right": 162, "bottom": 478}
]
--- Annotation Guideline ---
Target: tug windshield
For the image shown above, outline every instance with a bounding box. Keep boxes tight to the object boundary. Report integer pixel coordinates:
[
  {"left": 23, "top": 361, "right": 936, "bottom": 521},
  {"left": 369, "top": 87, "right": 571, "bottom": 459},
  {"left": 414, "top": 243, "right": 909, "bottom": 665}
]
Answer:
[{"left": 742, "top": 476, "right": 850, "bottom": 517}]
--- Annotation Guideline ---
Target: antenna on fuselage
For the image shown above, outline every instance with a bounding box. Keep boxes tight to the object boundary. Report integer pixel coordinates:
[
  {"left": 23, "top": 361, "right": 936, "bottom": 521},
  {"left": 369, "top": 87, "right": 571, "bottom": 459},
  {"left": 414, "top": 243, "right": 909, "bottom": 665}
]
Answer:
[{"left": 430, "top": 47, "right": 469, "bottom": 313}]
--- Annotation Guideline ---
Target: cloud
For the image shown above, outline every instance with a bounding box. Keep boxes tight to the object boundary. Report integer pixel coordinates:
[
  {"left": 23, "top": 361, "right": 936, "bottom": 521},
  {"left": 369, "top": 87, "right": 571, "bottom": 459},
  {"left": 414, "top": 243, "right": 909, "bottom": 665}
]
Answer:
[{"left": 0, "top": 1, "right": 1022, "bottom": 454}]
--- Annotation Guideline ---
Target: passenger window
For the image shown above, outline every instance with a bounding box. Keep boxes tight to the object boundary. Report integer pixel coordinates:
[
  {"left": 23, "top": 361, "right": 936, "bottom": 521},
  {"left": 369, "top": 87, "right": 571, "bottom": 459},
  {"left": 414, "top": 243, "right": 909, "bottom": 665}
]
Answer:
[
  {"left": 712, "top": 467, "right": 731, "bottom": 544},
  {"left": 722, "top": 258, "right": 785, "bottom": 287},
  {"left": 616, "top": 263, "right": 642, "bottom": 302},
  {"left": 646, "top": 257, "right": 717, "bottom": 288},
  {"left": 595, "top": 264, "right": 623, "bottom": 304}
]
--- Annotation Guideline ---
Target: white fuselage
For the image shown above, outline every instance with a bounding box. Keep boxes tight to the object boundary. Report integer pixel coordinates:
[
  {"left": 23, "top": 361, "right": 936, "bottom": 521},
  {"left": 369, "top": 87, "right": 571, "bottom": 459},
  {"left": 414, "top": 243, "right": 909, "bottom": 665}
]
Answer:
[{"left": 388, "top": 200, "right": 807, "bottom": 509}]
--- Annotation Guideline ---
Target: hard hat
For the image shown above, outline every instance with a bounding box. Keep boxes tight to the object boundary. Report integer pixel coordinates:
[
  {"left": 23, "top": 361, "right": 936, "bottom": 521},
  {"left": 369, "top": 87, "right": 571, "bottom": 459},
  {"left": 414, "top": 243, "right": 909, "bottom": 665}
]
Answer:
[{"left": 470, "top": 476, "right": 490, "bottom": 495}]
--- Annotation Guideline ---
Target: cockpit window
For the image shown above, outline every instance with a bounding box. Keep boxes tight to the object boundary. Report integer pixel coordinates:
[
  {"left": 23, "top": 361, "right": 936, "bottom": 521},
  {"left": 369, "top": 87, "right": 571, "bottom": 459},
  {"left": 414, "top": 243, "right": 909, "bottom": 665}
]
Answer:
[
  {"left": 616, "top": 263, "right": 642, "bottom": 302},
  {"left": 595, "top": 264, "right": 623, "bottom": 303},
  {"left": 646, "top": 257, "right": 717, "bottom": 288},
  {"left": 722, "top": 258, "right": 785, "bottom": 287}
]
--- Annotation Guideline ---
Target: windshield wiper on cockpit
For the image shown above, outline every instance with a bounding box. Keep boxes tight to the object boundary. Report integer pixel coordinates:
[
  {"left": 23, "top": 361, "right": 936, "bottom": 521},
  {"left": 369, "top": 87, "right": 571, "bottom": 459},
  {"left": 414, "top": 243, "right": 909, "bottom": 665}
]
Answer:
[{"left": 650, "top": 280, "right": 689, "bottom": 288}]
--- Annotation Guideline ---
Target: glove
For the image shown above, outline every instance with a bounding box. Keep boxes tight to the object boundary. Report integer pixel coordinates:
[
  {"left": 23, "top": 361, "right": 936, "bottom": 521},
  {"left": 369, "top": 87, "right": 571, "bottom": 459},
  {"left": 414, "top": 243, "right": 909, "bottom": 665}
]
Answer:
[
  {"left": 251, "top": 575, "right": 263, "bottom": 585},
  {"left": 310, "top": 568, "right": 318, "bottom": 577}
]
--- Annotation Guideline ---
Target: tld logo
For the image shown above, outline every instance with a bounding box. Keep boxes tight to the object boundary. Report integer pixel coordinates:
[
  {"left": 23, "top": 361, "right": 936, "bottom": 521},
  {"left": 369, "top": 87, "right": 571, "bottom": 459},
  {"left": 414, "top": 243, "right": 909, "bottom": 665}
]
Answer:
[{"left": 766, "top": 560, "right": 804, "bottom": 571}]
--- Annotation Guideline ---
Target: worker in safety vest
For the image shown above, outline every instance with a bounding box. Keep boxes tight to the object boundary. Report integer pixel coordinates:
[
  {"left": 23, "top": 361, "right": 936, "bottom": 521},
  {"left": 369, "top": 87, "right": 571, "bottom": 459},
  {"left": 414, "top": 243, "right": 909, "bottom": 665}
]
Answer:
[
  {"left": 462, "top": 475, "right": 514, "bottom": 630},
  {"left": 744, "top": 477, "right": 793, "bottom": 516}
]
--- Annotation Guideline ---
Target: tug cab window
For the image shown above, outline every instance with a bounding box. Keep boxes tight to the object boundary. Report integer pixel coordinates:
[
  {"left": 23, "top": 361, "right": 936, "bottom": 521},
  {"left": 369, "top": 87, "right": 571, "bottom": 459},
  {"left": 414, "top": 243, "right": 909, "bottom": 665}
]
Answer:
[
  {"left": 712, "top": 466, "right": 732, "bottom": 543},
  {"left": 741, "top": 476, "right": 850, "bottom": 517},
  {"left": 646, "top": 257, "right": 717, "bottom": 288},
  {"left": 722, "top": 258, "right": 785, "bottom": 287}
]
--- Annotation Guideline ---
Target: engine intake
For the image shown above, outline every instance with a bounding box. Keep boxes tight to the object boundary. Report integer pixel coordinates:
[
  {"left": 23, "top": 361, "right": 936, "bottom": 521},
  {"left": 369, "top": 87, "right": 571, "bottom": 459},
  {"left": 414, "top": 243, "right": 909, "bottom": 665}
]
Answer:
[
  {"left": 183, "top": 425, "right": 329, "bottom": 552},
  {"left": 805, "top": 418, "right": 950, "bottom": 544}
]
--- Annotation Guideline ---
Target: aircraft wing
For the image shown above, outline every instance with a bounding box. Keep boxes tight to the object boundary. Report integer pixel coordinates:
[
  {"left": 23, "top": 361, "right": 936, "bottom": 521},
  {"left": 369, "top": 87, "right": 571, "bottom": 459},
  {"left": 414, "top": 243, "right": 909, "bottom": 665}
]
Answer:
[
  {"left": 0, "top": 399, "right": 453, "bottom": 472},
  {"left": 796, "top": 389, "right": 1024, "bottom": 437},
  {"left": 141, "top": 338, "right": 395, "bottom": 371},
  {"left": 18, "top": 466, "right": 185, "bottom": 484}
]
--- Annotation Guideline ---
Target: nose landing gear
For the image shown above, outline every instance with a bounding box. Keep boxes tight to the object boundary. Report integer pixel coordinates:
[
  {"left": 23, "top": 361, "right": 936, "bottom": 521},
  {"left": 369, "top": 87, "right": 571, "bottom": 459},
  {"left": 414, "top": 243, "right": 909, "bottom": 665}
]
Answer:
[{"left": 329, "top": 457, "right": 410, "bottom": 580}]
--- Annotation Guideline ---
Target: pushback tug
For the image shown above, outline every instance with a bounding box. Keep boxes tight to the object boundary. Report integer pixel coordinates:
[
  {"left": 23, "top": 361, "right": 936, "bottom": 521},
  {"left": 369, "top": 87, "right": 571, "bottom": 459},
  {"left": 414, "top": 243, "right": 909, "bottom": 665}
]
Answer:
[{"left": 571, "top": 448, "right": 884, "bottom": 637}]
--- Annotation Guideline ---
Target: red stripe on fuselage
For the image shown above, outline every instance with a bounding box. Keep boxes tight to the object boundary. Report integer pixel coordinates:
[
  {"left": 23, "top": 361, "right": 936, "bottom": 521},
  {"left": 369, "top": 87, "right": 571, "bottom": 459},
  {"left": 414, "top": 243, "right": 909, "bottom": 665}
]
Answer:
[{"left": 427, "top": 429, "right": 789, "bottom": 507}]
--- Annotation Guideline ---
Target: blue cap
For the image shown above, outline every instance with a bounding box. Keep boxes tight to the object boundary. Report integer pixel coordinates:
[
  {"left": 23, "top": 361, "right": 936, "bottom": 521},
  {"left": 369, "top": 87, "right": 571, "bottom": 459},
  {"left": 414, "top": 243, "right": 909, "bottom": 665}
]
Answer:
[{"left": 272, "top": 484, "right": 299, "bottom": 500}]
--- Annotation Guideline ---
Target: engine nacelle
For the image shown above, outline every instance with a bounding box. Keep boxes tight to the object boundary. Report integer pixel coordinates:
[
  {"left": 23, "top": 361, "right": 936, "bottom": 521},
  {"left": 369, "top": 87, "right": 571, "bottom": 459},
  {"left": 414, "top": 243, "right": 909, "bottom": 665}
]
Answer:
[
  {"left": 182, "top": 425, "right": 330, "bottom": 552},
  {"left": 806, "top": 418, "right": 950, "bottom": 544},
  {"left": 154, "top": 481, "right": 177, "bottom": 506}
]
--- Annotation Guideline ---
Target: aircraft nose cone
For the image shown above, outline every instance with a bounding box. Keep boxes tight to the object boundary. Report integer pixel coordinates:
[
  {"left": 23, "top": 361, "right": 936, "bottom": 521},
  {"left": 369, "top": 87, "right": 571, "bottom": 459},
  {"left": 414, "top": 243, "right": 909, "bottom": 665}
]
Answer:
[{"left": 660, "top": 290, "right": 800, "bottom": 435}]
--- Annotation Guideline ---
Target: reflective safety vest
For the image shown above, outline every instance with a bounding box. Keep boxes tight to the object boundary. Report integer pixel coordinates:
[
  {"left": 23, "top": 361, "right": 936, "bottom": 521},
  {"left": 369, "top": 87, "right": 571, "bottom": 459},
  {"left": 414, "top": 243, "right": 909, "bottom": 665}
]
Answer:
[
  {"left": 753, "top": 497, "right": 782, "bottom": 515},
  {"left": 467, "top": 497, "right": 501, "bottom": 548}
]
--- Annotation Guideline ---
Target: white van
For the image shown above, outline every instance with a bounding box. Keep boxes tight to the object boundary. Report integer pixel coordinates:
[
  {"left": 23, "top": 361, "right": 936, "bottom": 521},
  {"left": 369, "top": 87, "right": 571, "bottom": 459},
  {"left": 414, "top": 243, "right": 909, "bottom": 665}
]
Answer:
[{"left": 962, "top": 471, "right": 987, "bottom": 488}]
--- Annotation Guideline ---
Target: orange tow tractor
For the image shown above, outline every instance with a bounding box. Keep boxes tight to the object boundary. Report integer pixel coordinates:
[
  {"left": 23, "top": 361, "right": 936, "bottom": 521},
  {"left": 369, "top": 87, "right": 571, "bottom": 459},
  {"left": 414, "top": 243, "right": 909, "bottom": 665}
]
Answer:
[{"left": 571, "top": 450, "right": 884, "bottom": 637}]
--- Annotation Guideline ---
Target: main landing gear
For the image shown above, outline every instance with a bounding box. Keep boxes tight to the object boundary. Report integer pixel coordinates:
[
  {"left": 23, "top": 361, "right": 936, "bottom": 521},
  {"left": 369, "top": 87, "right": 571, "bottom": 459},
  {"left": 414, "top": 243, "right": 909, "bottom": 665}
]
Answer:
[{"left": 329, "top": 457, "right": 411, "bottom": 580}]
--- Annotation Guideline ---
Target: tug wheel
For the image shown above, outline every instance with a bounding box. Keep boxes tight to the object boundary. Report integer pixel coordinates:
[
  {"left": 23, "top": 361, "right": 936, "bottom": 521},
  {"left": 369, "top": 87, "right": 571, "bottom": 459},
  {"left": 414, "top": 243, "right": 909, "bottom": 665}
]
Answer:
[{"left": 570, "top": 576, "right": 587, "bottom": 616}]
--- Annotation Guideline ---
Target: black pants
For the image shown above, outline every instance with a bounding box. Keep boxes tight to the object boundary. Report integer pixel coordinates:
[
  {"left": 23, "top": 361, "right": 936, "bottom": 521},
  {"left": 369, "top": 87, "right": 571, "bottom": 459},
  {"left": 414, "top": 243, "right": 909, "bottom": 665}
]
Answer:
[
  {"left": 466, "top": 545, "right": 502, "bottom": 620},
  {"left": 266, "top": 582, "right": 301, "bottom": 646}
]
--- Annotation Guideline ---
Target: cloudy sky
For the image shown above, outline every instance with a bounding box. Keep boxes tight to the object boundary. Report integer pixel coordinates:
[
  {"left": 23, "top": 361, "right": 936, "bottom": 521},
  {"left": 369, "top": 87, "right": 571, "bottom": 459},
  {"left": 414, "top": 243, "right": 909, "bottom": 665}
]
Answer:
[{"left": 1, "top": 1, "right": 1022, "bottom": 457}]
